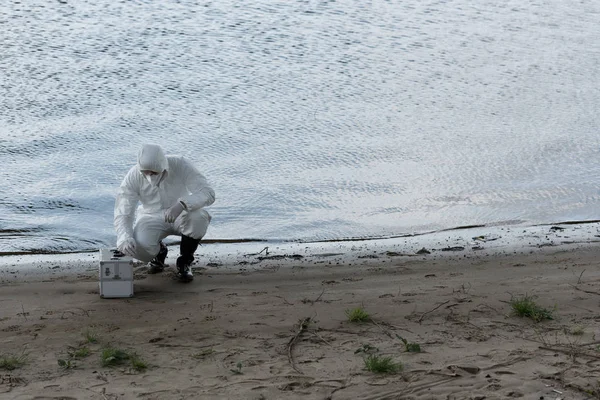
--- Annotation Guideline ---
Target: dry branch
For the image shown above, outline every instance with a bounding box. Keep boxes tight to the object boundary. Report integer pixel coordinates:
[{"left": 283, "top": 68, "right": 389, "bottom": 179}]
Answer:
[
  {"left": 539, "top": 346, "right": 600, "bottom": 361},
  {"left": 418, "top": 300, "right": 452, "bottom": 323},
  {"left": 570, "top": 284, "right": 600, "bottom": 296},
  {"left": 287, "top": 317, "right": 311, "bottom": 374}
]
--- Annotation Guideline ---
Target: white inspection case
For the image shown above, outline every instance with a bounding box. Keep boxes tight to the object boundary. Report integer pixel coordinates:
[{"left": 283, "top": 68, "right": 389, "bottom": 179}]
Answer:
[{"left": 99, "top": 248, "right": 134, "bottom": 298}]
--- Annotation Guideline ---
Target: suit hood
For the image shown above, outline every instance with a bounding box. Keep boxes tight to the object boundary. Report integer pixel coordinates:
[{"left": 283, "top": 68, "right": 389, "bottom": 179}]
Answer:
[{"left": 137, "top": 144, "right": 168, "bottom": 174}]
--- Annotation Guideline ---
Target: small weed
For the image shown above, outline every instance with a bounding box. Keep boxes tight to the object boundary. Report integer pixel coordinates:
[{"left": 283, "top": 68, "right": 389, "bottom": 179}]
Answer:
[
  {"left": 396, "top": 335, "right": 422, "bottom": 353},
  {"left": 345, "top": 307, "right": 371, "bottom": 322},
  {"left": 0, "top": 353, "right": 27, "bottom": 371},
  {"left": 83, "top": 329, "right": 98, "bottom": 344},
  {"left": 570, "top": 326, "right": 585, "bottom": 336},
  {"left": 101, "top": 347, "right": 130, "bottom": 367},
  {"left": 69, "top": 346, "right": 90, "bottom": 359},
  {"left": 509, "top": 294, "right": 553, "bottom": 322},
  {"left": 58, "top": 359, "right": 75, "bottom": 370},
  {"left": 101, "top": 347, "right": 147, "bottom": 371},
  {"left": 354, "top": 344, "right": 378, "bottom": 355},
  {"left": 129, "top": 353, "right": 148, "bottom": 371},
  {"left": 230, "top": 361, "right": 243, "bottom": 375},
  {"left": 363, "top": 354, "right": 402, "bottom": 374},
  {"left": 297, "top": 317, "right": 312, "bottom": 330}
]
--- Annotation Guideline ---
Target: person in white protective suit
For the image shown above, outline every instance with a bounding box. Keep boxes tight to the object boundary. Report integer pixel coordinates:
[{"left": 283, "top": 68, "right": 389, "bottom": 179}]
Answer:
[{"left": 114, "top": 144, "right": 215, "bottom": 282}]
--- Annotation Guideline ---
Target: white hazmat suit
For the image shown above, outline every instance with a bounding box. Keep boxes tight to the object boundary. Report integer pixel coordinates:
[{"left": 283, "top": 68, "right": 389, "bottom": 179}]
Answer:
[{"left": 114, "top": 144, "right": 215, "bottom": 263}]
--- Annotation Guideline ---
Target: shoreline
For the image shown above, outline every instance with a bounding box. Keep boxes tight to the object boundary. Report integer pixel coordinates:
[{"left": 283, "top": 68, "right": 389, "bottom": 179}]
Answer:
[
  {"left": 2, "top": 220, "right": 600, "bottom": 281},
  {"left": 3, "top": 218, "right": 600, "bottom": 259}
]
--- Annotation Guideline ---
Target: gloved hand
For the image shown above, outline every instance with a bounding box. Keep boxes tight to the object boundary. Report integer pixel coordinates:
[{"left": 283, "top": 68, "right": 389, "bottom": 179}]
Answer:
[
  {"left": 118, "top": 238, "right": 136, "bottom": 257},
  {"left": 164, "top": 201, "right": 185, "bottom": 223}
]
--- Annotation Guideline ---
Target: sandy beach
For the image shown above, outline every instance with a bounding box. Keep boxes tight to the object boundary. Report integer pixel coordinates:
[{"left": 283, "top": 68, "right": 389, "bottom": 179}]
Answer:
[{"left": 1, "top": 224, "right": 600, "bottom": 400}]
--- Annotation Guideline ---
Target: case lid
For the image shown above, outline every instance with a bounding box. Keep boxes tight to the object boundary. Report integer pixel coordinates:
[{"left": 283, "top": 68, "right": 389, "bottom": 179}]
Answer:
[{"left": 99, "top": 248, "right": 134, "bottom": 263}]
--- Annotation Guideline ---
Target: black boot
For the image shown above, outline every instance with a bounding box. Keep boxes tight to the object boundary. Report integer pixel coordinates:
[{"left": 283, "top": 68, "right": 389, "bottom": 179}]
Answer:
[
  {"left": 148, "top": 242, "right": 168, "bottom": 274},
  {"left": 176, "top": 235, "right": 199, "bottom": 282}
]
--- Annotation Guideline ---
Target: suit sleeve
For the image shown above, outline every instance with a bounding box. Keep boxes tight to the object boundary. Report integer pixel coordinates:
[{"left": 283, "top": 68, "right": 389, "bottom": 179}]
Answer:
[
  {"left": 114, "top": 169, "right": 140, "bottom": 246},
  {"left": 178, "top": 159, "right": 215, "bottom": 211}
]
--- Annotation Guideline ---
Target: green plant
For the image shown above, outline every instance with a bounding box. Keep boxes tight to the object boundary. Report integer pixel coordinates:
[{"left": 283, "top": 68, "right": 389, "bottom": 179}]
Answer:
[
  {"left": 58, "top": 359, "right": 75, "bottom": 370},
  {"left": 129, "top": 353, "right": 148, "bottom": 371},
  {"left": 354, "top": 344, "right": 378, "bottom": 355},
  {"left": 101, "top": 347, "right": 148, "bottom": 371},
  {"left": 570, "top": 326, "right": 585, "bottom": 336},
  {"left": 509, "top": 294, "right": 553, "bottom": 322},
  {"left": 101, "top": 347, "right": 130, "bottom": 367},
  {"left": 345, "top": 307, "right": 371, "bottom": 322},
  {"left": 0, "top": 353, "right": 27, "bottom": 371},
  {"left": 396, "top": 335, "right": 421, "bottom": 353},
  {"left": 230, "top": 361, "right": 243, "bottom": 375},
  {"left": 83, "top": 329, "right": 99, "bottom": 344},
  {"left": 363, "top": 354, "right": 402, "bottom": 374},
  {"left": 69, "top": 346, "right": 90, "bottom": 359}
]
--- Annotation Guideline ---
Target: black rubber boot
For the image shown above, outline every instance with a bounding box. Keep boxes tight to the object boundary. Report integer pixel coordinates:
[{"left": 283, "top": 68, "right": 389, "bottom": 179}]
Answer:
[
  {"left": 148, "top": 242, "right": 168, "bottom": 274},
  {"left": 176, "top": 235, "right": 199, "bottom": 282}
]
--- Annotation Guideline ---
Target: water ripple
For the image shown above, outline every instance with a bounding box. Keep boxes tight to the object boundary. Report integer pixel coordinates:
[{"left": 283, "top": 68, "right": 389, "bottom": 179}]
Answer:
[{"left": 0, "top": 0, "right": 599, "bottom": 253}]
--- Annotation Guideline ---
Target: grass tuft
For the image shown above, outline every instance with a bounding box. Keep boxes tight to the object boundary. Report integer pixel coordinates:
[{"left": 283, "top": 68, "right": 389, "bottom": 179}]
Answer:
[
  {"left": 230, "top": 361, "right": 243, "bottom": 375},
  {"left": 129, "top": 353, "right": 148, "bottom": 371},
  {"left": 0, "top": 353, "right": 27, "bottom": 371},
  {"left": 58, "top": 359, "right": 75, "bottom": 370},
  {"left": 101, "top": 347, "right": 147, "bottom": 371},
  {"left": 101, "top": 347, "right": 130, "bottom": 367},
  {"left": 363, "top": 354, "right": 402, "bottom": 374},
  {"left": 570, "top": 326, "right": 585, "bottom": 336},
  {"left": 83, "top": 329, "right": 99, "bottom": 344},
  {"left": 509, "top": 294, "right": 553, "bottom": 322},
  {"left": 354, "top": 344, "right": 378, "bottom": 355},
  {"left": 69, "top": 346, "right": 90, "bottom": 359},
  {"left": 396, "top": 335, "right": 421, "bottom": 353},
  {"left": 345, "top": 307, "right": 371, "bottom": 322}
]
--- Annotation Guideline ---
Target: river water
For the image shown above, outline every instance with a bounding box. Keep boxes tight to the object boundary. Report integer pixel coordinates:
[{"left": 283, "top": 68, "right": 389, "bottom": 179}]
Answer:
[{"left": 1, "top": 0, "right": 599, "bottom": 254}]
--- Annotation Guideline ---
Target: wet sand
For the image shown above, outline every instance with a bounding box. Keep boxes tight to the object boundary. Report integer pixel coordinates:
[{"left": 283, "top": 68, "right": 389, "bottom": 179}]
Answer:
[{"left": 1, "top": 224, "right": 600, "bottom": 399}]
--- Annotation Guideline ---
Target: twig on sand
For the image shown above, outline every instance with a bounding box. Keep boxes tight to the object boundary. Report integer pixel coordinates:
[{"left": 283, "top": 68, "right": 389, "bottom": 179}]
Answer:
[
  {"left": 481, "top": 303, "right": 501, "bottom": 314},
  {"left": 302, "top": 289, "right": 326, "bottom": 305},
  {"left": 371, "top": 319, "right": 394, "bottom": 339},
  {"left": 570, "top": 284, "right": 600, "bottom": 296},
  {"left": 274, "top": 295, "right": 293, "bottom": 305},
  {"left": 427, "top": 370, "right": 460, "bottom": 378},
  {"left": 310, "top": 330, "right": 331, "bottom": 346},
  {"left": 539, "top": 346, "right": 600, "bottom": 360},
  {"left": 20, "top": 304, "right": 27, "bottom": 321},
  {"left": 481, "top": 356, "right": 528, "bottom": 371},
  {"left": 365, "top": 380, "right": 390, "bottom": 386},
  {"left": 288, "top": 317, "right": 311, "bottom": 374},
  {"left": 580, "top": 340, "right": 600, "bottom": 347},
  {"left": 314, "top": 289, "right": 325, "bottom": 303},
  {"left": 577, "top": 269, "right": 586, "bottom": 285},
  {"left": 418, "top": 300, "right": 452, "bottom": 323}
]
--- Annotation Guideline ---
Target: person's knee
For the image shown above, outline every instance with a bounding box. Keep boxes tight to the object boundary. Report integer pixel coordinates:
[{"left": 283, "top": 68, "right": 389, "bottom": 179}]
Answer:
[
  {"left": 131, "top": 237, "right": 157, "bottom": 262},
  {"left": 180, "top": 209, "right": 211, "bottom": 239},
  {"left": 133, "top": 223, "right": 161, "bottom": 262}
]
